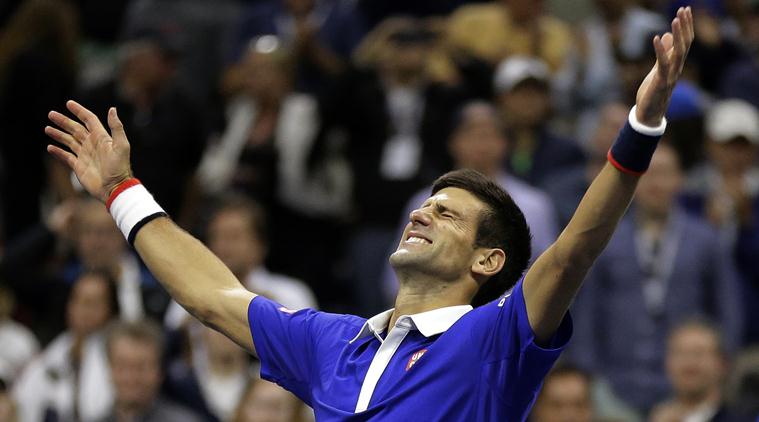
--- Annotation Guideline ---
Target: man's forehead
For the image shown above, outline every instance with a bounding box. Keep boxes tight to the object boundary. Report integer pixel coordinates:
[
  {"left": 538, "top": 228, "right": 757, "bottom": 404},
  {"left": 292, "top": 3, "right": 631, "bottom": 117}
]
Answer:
[{"left": 425, "top": 187, "right": 483, "bottom": 210}]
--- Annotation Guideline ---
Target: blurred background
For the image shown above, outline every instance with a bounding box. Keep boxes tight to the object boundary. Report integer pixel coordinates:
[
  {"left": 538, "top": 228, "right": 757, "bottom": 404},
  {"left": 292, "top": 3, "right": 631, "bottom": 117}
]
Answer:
[{"left": 0, "top": 0, "right": 758, "bottom": 420}]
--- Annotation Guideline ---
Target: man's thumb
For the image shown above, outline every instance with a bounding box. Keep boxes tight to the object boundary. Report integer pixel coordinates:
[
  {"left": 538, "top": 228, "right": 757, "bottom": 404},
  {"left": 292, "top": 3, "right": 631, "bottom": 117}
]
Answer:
[{"left": 107, "top": 107, "right": 128, "bottom": 144}]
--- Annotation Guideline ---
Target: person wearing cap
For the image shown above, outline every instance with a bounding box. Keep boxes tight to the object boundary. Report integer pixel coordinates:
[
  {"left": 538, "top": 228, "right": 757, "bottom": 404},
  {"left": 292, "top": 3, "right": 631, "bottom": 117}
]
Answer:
[
  {"left": 493, "top": 55, "right": 586, "bottom": 189},
  {"left": 567, "top": 142, "right": 743, "bottom": 414},
  {"left": 682, "top": 98, "right": 759, "bottom": 344},
  {"left": 43, "top": 9, "right": 694, "bottom": 421}
]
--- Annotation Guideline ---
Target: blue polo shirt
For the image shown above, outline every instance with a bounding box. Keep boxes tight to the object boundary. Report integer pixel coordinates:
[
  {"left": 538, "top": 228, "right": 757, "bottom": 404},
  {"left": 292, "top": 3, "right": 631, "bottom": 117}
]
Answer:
[{"left": 247, "top": 279, "right": 572, "bottom": 421}]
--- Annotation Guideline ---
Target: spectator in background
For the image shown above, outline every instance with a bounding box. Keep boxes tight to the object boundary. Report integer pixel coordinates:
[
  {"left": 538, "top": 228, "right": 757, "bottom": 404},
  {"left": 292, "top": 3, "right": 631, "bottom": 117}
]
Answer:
[
  {"left": 529, "top": 364, "right": 593, "bottom": 422},
  {"left": 13, "top": 271, "right": 118, "bottom": 422},
  {"left": 494, "top": 56, "right": 585, "bottom": 189},
  {"left": 325, "top": 17, "right": 463, "bottom": 315},
  {"left": 558, "top": 0, "right": 664, "bottom": 115},
  {"left": 163, "top": 196, "right": 314, "bottom": 418},
  {"left": 165, "top": 195, "right": 316, "bottom": 331},
  {"left": 682, "top": 99, "right": 759, "bottom": 344},
  {"left": 0, "top": 0, "right": 79, "bottom": 242},
  {"left": 102, "top": 320, "right": 202, "bottom": 422},
  {"left": 233, "top": 377, "right": 307, "bottom": 422},
  {"left": 1, "top": 198, "right": 168, "bottom": 339},
  {"left": 434, "top": 0, "right": 573, "bottom": 85},
  {"left": 0, "top": 285, "right": 38, "bottom": 382},
  {"left": 543, "top": 102, "right": 630, "bottom": 227},
  {"left": 568, "top": 144, "right": 743, "bottom": 414},
  {"left": 223, "top": 0, "right": 365, "bottom": 95},
  {"left": 650, "top": 319, "right": 732, "bottom": 422},
  {"left": 79, "top": 20, "right": 208, "bottom": 223},
  {"left": 717, "top": 0, "right": 759, "bottom": 107},
  {"left": 381, "top": 101, "right": 558, "bottom": 304}
]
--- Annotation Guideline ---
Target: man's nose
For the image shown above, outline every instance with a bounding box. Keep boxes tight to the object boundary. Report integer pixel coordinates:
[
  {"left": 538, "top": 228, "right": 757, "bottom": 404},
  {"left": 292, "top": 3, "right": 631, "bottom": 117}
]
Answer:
[{"left": 410, "top": 207, "right": 431, "bottom": 226}]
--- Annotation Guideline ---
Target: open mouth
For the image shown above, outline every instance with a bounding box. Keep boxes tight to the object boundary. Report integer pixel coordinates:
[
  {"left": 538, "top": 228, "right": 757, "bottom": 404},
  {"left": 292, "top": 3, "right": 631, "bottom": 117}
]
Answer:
[{"left": 406, "top": 233, "right": 432, "bottom": 244}]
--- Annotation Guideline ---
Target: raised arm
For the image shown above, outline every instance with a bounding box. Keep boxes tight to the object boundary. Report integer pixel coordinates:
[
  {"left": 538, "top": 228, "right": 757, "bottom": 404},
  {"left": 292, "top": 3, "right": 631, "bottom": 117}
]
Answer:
[
  {"left": 523, "top": 7, "right": 694, "bottom": 343},
  {"left": 45, "top": 101, "right": 258, "bottom": 355}
]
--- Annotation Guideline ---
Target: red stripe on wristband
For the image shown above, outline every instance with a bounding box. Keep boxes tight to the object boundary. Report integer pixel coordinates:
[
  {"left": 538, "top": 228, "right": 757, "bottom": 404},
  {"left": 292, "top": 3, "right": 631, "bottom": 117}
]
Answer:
[
  {"left": 607, "top": 150, "right": 646, "bottom": 177},
  {"left": 106, "top": 178, "right": 142, "bottom": 211}
]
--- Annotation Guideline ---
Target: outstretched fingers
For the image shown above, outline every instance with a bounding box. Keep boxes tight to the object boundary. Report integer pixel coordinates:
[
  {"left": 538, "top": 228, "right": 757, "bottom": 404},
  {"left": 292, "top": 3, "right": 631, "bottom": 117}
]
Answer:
[
  {"left": 66, "top": 100, "right": 111, "bottom": 142},
  {"left": 44, "top": 126, "right": 81, "bottom": 155},
  {"left": 47, "top": 145, "right": 77, "bottom": 169},
  {"left": 48, "top": 110, "right": 88, "bottom": 142}
]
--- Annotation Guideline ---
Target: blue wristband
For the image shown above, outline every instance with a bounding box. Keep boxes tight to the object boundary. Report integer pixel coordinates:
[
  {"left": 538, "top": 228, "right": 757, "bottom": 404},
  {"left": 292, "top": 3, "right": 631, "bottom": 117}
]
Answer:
[{"left": 607, "top": 107, "right": 666, "bottom": 175}]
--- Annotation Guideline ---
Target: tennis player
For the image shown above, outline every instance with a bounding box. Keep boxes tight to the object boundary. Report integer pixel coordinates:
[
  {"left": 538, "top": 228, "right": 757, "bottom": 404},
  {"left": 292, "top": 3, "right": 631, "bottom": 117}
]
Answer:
[{"left": 44, "top": 8, "right": 693, "bottom": 420}]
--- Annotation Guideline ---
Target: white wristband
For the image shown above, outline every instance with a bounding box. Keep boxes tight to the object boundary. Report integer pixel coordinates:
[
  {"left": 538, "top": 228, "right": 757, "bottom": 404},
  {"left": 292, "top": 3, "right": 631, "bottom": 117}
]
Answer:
[
  {"left": 108, "top": 182, "right": 166, "bottom": 244},
  {"left": 629, "top": 105, "right": 667, "bottom": 136}
]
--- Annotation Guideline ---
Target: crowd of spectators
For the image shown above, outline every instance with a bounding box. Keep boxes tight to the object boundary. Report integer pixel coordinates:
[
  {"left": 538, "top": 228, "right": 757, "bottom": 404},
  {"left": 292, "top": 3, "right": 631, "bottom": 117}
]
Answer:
[{"left": 0, "top": 0, "right": 758, "bottom": 420}]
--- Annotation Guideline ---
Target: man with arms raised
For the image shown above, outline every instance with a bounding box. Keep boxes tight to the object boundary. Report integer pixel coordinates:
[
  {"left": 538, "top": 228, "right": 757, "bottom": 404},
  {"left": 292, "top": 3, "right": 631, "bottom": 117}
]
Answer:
[{"left": 43, "top": 9, "right": 694, "bottom": 420}]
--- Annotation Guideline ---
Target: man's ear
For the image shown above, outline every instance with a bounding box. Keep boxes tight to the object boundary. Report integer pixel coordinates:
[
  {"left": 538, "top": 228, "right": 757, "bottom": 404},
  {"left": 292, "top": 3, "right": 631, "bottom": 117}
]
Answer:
[{"left": 472, "top": 248, "right": 505, "bottom": 278}]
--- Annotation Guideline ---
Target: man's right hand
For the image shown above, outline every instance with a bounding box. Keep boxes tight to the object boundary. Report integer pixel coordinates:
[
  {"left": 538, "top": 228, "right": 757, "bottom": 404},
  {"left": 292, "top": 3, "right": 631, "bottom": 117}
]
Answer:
[{"left": 45, "top": 100, "right": 133, "bottom": 203}]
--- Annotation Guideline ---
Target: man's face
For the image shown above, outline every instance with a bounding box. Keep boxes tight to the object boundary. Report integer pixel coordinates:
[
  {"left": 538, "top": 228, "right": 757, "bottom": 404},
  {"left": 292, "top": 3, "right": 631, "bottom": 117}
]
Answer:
[
  {"left": 390, "top": 187, "right": 485, "bottom": 282},
  {"left": 497, "top": 81, "right": 551, "bottom": 130},
  {"left": 110, "top": 336, "right": 162, "bottom": 410},
  {"left": 708, "top": 138, "right": 758, "bottom": 176},
  {"left": 449, "top": 107, "right": 508, "bottom": 174},
  {"left": 237, "top": 381, "right": 301, "bottom": 422},
  {"left": 66, "top": 274, "right": 113, "bottom": 337},
  {"left": 208, "top": 209, "right": 265, "bottom": 277},
  {"left": 635, "top": 146, "right": 683, "bottom": 217},
  {"left": 76, "top": 201, "right": 125, "bottom": 270},
  {"left": 530, "top": 373, "right": 593, "bottom": 422},
  {"left": 666, "top": 326, "right": 724, "bottom": 399}
]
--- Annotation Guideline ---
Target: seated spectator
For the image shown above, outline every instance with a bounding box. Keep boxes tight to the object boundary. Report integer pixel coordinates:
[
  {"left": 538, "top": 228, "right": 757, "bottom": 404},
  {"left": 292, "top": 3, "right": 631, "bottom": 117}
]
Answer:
[
  {"left": 567, "top": 144, "right": 744, "bottom": 413},
  {"left": 529, "top": 364, "right": 593, "bottom": 422},
  {"left": 325, "top": 16, "right": 463, "bottom": 314},
  {"left": 13, "top": 271, "right": 119, "bottom": 422},
  {"left": 543, "top": 101, "right": 630, "bottom": 227},
  {"left": 718, "top": 1, "right": 759, "bottom": 108},
  {"left": 223, "top": 0, "right": 366, "bottom": 95},
  {"left": 0, "top": 285, "right": 38, "bottom": 382},
  {"left": 103, "top": 320, "right": 202, "bottom": 422},
  {"left": 2, "top": 198, "right": 168, "bottom": 338},
  {"left": 682, "top": 99, "right": 759, "bottom": 343},
  {"left": 382, "top": 101, "right": 558, "bottom": 304},
  {"left": 494, "top": 56, "right": 585, "bottom": 189},
  {"left": 165, "top": 195, "right": 316, "bottom": 330},
  {"left": 651, "top": 319, "right": 732, "bottom": 422},
  {"left": 556, "top": 0, "right": 665, "bottom": 114},
  {"left": 79, "top": 21, "right": 208, "bottom": 222},
  {"left": 233, "top": 377, "right": 308, "bottom": 422},
  {"left": 433, "top": 0, "right": 573, "bottom": 84}
]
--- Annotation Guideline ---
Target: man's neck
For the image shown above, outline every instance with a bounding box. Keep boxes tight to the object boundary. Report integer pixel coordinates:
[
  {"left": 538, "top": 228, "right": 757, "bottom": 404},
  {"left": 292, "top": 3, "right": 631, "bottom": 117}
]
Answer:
[
  {"left": 636, "top": 207, "right": 670, "bottom": 235},
  {"left": 676, "top": 388, "right": 721, "bottom": 413},
  {"left": 115, "top": 401, "right": 152, "bottom": 422},
  {"left": 389, "top": 275, "right": 473, "bottom": 329}
]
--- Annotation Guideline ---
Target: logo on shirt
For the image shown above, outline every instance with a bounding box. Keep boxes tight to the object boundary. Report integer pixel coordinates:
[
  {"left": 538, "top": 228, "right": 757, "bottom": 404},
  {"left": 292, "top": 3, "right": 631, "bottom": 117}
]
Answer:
[
  {"left": 497, "top": 291, "right": 512, "bottom": 307},
  {"left": 278, "top": 306, "right": 296, "bottom": 314},
  {"left": 406, "top": 348, "right": 428, "bottom": 371}
]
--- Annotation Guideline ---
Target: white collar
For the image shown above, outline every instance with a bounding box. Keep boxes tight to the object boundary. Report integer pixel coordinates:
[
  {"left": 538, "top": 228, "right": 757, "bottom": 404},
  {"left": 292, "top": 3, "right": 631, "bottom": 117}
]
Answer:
[{"left": 350, "top": 305, "right": 473, "bottom": 343}]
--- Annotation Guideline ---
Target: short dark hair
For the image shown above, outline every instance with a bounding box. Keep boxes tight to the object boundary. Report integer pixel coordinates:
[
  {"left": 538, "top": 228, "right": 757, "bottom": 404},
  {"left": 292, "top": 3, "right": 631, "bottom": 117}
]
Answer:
[
  {"left": 106, "top": 319, "right": 165, "bottom": 362},
  {"left": 431, "top": 169, "right": 531, "bottom": 306}
]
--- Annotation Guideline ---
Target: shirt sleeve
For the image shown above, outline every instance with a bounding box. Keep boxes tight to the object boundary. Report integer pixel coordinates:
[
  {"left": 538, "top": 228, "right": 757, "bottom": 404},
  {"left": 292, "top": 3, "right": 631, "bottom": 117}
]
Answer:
[
  {"left": 467, "top": 279, "right": 573, "bottom": 400},
  {"left": 247, "top": 296, "right": 340, "bottom": 403}
]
